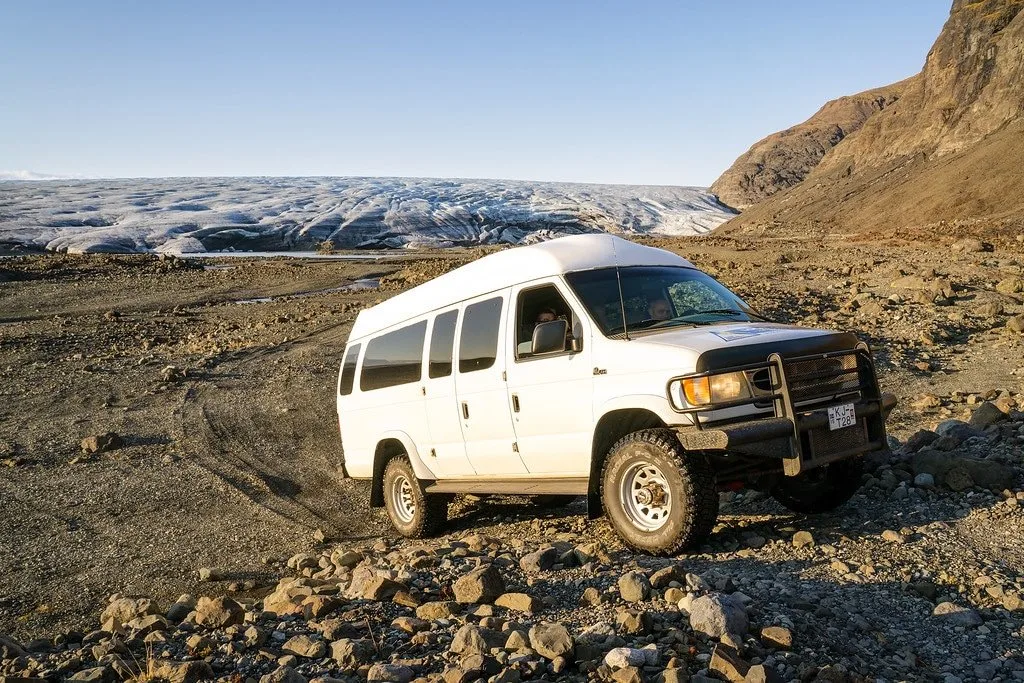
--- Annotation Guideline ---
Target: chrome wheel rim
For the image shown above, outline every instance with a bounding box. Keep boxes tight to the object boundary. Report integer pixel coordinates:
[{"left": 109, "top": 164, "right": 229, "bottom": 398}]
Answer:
[
  {"left": 390, "top": 474, "right": 416, "bottom": 524},
  {"left": 620, "top": 460, "right": 672, "bottom": 531}
]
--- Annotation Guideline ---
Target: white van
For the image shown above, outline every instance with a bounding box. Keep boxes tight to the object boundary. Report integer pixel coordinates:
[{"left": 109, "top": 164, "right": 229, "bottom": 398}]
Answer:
[{"left": 336, "top": 234, "right": 895, "bottom": 554}]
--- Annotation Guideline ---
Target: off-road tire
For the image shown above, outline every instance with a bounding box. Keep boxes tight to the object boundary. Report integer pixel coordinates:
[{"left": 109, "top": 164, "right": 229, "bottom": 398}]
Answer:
[
  {"left": 770, "top": 457, "right": 864, "bottom": 514},
  {"left": 600, "top": 428, "right": 718, "bottom": 555},
  {"left": 382, "top": 457, "right": 447, "bottom": 538}
]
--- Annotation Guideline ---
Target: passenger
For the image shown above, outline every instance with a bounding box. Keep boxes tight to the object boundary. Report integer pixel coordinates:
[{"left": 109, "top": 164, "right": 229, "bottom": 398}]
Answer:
[
  {"left": 648, "top": 298, "right": 672, "bottom": 321},
  {"left": 535, "top": 307, "right": 558, "bottom": 327}
]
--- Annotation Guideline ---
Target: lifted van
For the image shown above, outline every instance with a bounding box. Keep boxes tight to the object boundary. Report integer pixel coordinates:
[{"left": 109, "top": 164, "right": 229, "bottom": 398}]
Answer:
[{"left": 336, "top": 235, "right": 896, "bottom": 554}]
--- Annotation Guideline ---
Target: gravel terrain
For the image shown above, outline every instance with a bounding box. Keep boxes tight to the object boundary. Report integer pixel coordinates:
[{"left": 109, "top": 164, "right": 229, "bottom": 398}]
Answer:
[{"left": 1, "top": 234, "right": 1023, "bottom": 682}]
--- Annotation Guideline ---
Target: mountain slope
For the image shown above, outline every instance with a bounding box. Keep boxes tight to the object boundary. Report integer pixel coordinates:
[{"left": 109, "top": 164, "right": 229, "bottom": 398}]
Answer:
[
  {"left": 710, "top": 79, "right": 909, "bottom": 210},
  {"left": 715, "top": 0, "right": 1024, "bottom": 238}
]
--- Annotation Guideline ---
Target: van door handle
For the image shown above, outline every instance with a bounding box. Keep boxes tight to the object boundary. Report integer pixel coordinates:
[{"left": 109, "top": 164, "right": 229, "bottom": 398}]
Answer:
[
  {"left": 511, "top": 394, "right": 520, "bottom": 413},
  {"left": 461, "top": 401, "right": 469, "bottom": 419}
]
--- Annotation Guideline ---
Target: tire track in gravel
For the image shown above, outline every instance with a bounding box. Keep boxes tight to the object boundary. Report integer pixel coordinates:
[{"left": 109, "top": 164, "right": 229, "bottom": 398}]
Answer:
[{"left": 176, "top": 317, "right": 388, "bottom": 541}]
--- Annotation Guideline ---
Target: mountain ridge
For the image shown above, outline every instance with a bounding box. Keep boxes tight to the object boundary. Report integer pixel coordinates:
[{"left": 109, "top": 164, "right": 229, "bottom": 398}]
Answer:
[{"left": 713, "top": 0, "right": 1024, "bottom": 239}]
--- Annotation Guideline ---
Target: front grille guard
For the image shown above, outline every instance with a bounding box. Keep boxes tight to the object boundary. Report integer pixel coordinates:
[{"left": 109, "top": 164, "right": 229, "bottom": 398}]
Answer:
[{"left": 666, "top": 343, "right": 888, "bottom": 475}]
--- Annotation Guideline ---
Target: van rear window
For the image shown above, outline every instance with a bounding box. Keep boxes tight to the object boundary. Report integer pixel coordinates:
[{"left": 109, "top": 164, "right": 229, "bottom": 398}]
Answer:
[
  {"left": 338, "top": 343, "right": 361, "bottom": 395},
  {"left": 360, "top": 321, "right": 427, "bottom": 391},
  {"left": 428, "top": 310, "right": 458, "bottom": 378},
  {"left": 459, "top": 297, "right": 503, "bottom": 373}
]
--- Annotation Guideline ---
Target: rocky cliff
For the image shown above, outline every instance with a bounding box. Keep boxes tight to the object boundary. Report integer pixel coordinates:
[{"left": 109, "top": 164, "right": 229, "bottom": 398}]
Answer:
[
  {"left": 715, "top": 0, "right": 1024, "bottom": 238},
  {"left": 710, "top": 80, "right": 909, "bottom": 210}
]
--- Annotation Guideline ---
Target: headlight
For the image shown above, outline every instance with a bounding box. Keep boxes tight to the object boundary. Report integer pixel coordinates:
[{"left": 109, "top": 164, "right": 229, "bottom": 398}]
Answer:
[{"left": 669, "top": 372, "right": 750, "bottom": 409}]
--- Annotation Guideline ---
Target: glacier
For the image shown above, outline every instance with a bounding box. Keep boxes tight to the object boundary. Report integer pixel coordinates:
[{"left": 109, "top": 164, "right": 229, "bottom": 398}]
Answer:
[{"left": 0, "top": 176, "right": 736, "bottom": 254}]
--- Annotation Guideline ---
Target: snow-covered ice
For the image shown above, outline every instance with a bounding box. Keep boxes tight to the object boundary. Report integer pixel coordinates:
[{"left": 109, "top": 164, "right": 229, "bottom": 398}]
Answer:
[{"left": 0, "top": 176, "right": 736, "bottom": 254}]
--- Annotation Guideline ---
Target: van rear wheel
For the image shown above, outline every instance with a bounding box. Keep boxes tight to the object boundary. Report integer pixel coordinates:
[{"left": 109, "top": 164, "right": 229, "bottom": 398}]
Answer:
[
  {"left": 382, "top": 457, "right": 447, "bottom": 538},
  {"left": 601, "top": 429, "right": 718, "bottom": 555}
]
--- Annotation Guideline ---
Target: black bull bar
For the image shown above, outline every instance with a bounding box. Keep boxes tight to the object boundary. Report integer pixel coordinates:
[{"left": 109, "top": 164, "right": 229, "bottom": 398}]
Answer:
[{"left": 667, "top": 344, "right": 897, "bottom": 476}]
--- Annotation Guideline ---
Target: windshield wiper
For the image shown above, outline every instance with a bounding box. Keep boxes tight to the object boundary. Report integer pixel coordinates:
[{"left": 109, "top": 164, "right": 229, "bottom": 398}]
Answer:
[{"left": 688, "top": 308, "right": 746, "bottom": 317}]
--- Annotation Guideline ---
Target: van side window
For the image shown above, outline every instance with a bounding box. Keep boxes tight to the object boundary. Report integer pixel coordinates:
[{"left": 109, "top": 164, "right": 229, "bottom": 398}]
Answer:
[
  {"left": 338, "top": 343, "right": 361, "bottom": 395},
  {"left": 360, "top": 320, "right": 427, "bottom": 391},
  {"left": 515, "top": 284, "right": 576, "bottom": 358},
  {"left": 459, "top": 297, "right": 503, "bottom": 373},
  {"left": 428, "top": 310, "right": 458, "bottom": 379}
]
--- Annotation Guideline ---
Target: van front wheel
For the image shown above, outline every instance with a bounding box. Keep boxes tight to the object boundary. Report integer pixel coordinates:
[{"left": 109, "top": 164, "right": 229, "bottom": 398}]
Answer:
[
  {"left": 382, "top": 457, "right": 447, "bottom": 538},
  {"left": 601, "top": 429, "right": 718, "bottom": 555}
]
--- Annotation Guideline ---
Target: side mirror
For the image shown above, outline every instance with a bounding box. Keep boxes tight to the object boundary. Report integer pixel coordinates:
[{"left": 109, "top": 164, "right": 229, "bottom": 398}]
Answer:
[{"left": 532, "top": 319, "right": 568, "bottom": 354}]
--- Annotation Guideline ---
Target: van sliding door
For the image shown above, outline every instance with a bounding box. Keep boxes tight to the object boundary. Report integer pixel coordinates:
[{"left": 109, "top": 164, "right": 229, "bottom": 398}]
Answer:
[
  {"left": 455, "top": 290, "right": 527, "bottom": 476},
  {"left": 421, "top": 309, "right": 475, "bottom": 477}
]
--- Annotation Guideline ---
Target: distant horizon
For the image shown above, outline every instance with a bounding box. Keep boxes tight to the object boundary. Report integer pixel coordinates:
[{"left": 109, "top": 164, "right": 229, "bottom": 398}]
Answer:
[
  {"left": 1, "top": 2, "right": 949, "bottom": 185},
  {"left": 0, "top": 171, "right": 719, "bottom": 190}
]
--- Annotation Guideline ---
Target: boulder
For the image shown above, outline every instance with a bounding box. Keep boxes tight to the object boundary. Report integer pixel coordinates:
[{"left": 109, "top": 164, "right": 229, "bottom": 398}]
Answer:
[
  {"left": 604, "top": 647, "right": 648, "bottom": 669},
  {"left": 152, "top": 660, "right": 216, "bottom": 683},
  {"left": 282, "top": 634, "right": 327, "bottom": 659},
  {"left": 100, "top": 597, "right": 160, "bottom": 627},
  {"left": 494, "top": 592, "right": 542, "bottom": 613},
  {"left": 453, "top": 564, "right": 505, "bottom": 604},
  {"left": 911, "top": 449, "right": 1014, "bottom": 491},
  {"left": 689, "top": 593, "right": 749, "bottom": 638},
  {"left": 969, "top": 401, "right": 1007, "bottom": 428},
  {"left": 709, "top": 643, "right": 751, "bottom": 682},
  {"left": 194, "top": 596, "right": 244, "bottom": 628},
  {"left": 528, "top": 621, "right": 574, "bottom": 660},
  {"left": 933, "top": 601, "right": 982, "bottom": 627},
  {"left": 760, "top": 625, "right": 793, "bottom": 649},
  {"left": 617, "top": 571, "right": 651, "bottom": 602},
  {"left": 450, "top": 623, "right": 503, "bottom": 656},
  {"left": 330, "top": 638, "right": 374, "bottom": 669},
  {"left": 416, "top": 601, "right": 461, "bottom": 620},
  {"left": 260, "top": 666, "right": 308, "bottom": 683},
  {"left": 367, "top": 663, "right": 415, "bottom": 683},
  {"left": 81, "top": 432, "right": 124, "bottom": 454},
  {"left": 519, "top": 547, "right": 557, "bottom": 573}
]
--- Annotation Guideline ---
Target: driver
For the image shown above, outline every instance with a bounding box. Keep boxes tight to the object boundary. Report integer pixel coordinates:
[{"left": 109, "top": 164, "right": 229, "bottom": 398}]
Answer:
[{"left": 648, "top": 298, "right": 672, "bottom": 321}]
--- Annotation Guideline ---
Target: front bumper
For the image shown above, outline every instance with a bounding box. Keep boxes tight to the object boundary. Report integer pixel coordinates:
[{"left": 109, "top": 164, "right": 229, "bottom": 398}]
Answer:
[{"left": 668, "top": 344, "right": 897, "bottom": 475}]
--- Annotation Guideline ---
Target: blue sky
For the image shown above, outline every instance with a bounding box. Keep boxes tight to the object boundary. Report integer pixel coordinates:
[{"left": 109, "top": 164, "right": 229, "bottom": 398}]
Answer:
[{"left": 0, "top": 1, "right": 949, "bottom": 186}]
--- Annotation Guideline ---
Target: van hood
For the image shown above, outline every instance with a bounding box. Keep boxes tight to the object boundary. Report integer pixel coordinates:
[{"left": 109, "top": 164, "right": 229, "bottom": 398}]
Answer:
[{"left": 631, "top": 322, "right": 859, "bottom": 372}]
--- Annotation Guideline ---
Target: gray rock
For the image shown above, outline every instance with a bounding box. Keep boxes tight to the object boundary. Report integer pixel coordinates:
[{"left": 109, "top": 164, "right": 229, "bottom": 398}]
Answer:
[
  {"left": 913, "top": 472, "right": 936, "bottom": 487},
  {"left": 618, "top": 571, "right": 651, "bottom": 602},
  {"left": 282, "top": 634, "right": 327, "bottom": 659},
  {"left": 153, "top": 660, "right": 217, "bottom": 683},
  {"left": 528, "top": 621, "right": 574, "bottom": 660},
  {"left": 367, "top": 663, "right": 415, "bottom": 683},
  {"left": 99, "top": 596, "right": 160, "bottom": 626},
  {"left": 494, "top": 592, "right": 541, "bottom": 613},
  {"left": 911, "top": 449, "right": 1014, "bottom": 491},
  {"left": 519, "top": 547, "right": 557, "bottom": 573},
  {"left": 453, "top": 564, "right": 505, "bottom": 604},
  {"left": 932, "top": 601, "right": 983, "bottom": 627},
  {"left": 260, "top": 666, "right": 308, "bottom": 683},
  {"left": 969, "top": 401, "right": 1007, "bottom": 428},
  {"left": 194, "top": 596, "right": 244, "bottom": 628},
  {"left": 604, "top": 647, "right": 648, "bottom": 669},
  {"left": 81, "top": 432, "right": 123, "bottom": 454},
  {"left": 330, "top": 638, "right": 374, "bottom": 668},
  {"left": 449, "top": 624, "right": 489, "bottom": 656},
  {"left": 904, "top": 429, "right": 939, "bottom": 453},
  {"left": 689, "top": 593, "right": 749, "bottom": 638},
  {"left": 0, "top": 634, "right": 27, "bottom": 659},
  {"left": 416, "top": 600, "right": 461, "bottom": 620}
]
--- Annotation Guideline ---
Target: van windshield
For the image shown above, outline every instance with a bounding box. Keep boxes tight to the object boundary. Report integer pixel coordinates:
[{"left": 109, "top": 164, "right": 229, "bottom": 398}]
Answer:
[{"left": 564, "top": 266, "right": 764, "bottom": 337}]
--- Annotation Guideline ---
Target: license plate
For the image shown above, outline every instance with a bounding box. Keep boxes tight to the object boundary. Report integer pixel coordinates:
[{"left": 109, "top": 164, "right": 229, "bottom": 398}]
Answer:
[{"left": 827, "top": 403, "right": 856, "bottom": 431}]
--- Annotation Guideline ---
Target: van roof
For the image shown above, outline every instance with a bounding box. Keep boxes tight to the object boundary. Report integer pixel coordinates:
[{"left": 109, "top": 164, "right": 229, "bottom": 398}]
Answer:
[{"left": 349, "top": 234, "right": 695, "bottom": 340}]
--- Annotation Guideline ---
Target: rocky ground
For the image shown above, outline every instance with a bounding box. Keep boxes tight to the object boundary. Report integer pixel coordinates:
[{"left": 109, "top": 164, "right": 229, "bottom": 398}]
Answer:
[{"left": 1, "top": 233, "right": 1023, "bottom": 682}]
